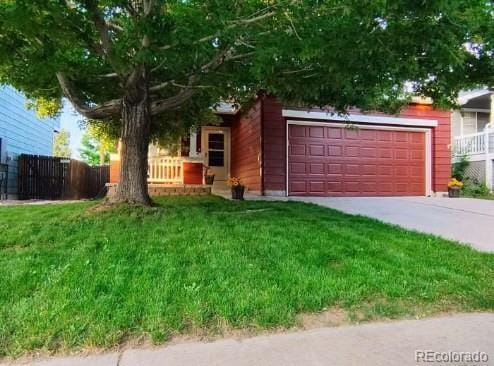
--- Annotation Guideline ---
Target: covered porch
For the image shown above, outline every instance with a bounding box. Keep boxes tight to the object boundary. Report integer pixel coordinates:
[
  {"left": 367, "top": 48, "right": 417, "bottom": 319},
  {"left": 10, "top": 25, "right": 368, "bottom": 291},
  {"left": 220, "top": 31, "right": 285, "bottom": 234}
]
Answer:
[
  {"left": 451, "top": 89, "right": 494, "bottom": 191},
  {"left": 453, "top": 127, "right": 494, "bottom": 191},
  {"left": 109, "top": 125, "right": 232, "bottom": 194}
]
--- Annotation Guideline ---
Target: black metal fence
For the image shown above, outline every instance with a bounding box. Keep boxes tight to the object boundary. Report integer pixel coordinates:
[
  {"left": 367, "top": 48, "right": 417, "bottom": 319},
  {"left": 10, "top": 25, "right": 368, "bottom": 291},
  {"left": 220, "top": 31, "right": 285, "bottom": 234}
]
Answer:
[{"left": 18, "top": 154, "right": 109, "bottom": 200}]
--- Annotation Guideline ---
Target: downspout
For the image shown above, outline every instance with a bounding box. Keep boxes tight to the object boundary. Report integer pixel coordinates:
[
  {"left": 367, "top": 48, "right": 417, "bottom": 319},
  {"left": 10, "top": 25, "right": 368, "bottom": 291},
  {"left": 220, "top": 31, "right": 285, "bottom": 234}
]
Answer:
[{"left": 260, "top": 95, "right": 265, "bottom": 195}]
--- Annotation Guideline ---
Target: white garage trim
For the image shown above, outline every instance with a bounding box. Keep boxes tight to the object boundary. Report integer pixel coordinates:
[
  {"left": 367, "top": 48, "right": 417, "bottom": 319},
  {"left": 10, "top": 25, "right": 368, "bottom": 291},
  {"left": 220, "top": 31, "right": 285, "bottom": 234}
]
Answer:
[
  {"left": 282, "top": 109, "right": 438, "bottom": 127},
  {"left": 286, "top": 120, "right": 433, "bottom": 197}
]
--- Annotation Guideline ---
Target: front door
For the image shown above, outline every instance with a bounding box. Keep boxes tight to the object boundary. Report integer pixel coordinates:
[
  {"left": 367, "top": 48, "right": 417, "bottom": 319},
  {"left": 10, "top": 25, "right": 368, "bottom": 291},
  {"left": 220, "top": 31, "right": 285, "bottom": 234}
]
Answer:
[{"left": 202, "top": 127, "right": 230, "bottom": 182}]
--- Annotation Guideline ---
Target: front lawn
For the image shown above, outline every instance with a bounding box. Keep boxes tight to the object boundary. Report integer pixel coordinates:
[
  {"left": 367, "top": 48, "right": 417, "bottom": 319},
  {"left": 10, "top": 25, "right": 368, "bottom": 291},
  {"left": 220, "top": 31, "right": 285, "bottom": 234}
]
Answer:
[{"left": 0, "top": 196, "right": 493, "bottom": 357}]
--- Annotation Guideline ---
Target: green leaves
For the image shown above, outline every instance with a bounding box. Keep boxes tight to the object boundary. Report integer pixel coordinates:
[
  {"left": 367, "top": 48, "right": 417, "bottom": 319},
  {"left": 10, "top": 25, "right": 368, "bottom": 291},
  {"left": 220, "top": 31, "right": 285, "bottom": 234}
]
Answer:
[{"left": 0, "top": 0, "right": 492, "bottom": 136}]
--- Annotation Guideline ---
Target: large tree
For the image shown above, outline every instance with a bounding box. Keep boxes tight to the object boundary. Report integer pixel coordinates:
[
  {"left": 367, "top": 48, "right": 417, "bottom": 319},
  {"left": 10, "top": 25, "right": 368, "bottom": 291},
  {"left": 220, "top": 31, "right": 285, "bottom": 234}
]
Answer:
[{"left": 0, "top": 1, "right": 492, "bottom": 204}]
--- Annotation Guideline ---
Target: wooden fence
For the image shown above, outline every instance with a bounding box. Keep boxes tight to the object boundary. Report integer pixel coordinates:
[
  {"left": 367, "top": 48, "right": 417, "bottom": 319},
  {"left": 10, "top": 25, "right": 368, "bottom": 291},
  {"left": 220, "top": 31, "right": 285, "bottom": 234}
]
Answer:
[{"left": 18, "top": 154, "right": 109, "bottom": 200}]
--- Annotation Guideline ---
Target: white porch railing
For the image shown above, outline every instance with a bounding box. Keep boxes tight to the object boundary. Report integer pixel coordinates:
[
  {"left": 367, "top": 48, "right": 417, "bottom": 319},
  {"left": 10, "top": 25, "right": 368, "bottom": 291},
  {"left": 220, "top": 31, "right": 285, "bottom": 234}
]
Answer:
[
  {"left": 453, "top": 132, "right": 487, "bottom": 156},
  {"left": 452, "top": 128, "right": 494, "bottom": 190},
  {"left": 453, "top": 128, "right": 494, "bottom": 157},
  {"left": 148, "top": 157, "right": 183, "bottom": 184}
]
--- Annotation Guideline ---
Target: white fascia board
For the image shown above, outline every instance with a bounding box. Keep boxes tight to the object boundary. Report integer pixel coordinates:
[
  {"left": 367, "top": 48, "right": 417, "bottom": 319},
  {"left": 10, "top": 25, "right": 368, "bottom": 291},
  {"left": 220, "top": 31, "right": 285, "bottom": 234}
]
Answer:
[
  {"left": 281, "top": 109, "right": 438, "bottom": 127},
  {"left": 458, "top": 90, "right": 491, "bottom": 105}
]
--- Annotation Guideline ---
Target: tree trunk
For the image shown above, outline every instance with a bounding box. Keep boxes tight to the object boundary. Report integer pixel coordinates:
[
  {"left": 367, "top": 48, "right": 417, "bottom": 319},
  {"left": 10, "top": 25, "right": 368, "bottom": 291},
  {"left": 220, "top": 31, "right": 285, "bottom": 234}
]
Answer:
[{"left": 112, "top": 71, "right": 152, "bottom": 205}]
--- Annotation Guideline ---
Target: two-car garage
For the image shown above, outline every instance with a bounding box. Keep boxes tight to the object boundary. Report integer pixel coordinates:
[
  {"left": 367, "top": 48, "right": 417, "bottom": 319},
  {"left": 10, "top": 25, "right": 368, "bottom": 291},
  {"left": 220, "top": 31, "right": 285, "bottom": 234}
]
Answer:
[
  {"left": 288, "top": 124, "right": 429, "bottom": 196},
  {"left": 282, "top": 110, "right": 437, "bottom": 197}
]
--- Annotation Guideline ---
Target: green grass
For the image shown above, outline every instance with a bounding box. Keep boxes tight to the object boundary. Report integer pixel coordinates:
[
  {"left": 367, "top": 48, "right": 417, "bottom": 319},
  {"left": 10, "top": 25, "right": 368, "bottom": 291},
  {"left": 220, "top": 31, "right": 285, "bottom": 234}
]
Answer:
[{"left": 0, "top": 196, "right": 493, "bottom": 357}]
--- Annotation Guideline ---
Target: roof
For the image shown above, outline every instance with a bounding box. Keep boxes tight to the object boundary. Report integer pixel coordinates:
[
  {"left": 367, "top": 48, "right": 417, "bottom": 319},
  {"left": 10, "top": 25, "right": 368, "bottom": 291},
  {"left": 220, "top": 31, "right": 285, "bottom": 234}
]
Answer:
[
  {"left": 213, "top": 102, "right": 239, "bottom": 115},
  {"left": 458, "top": 89, "right": 492, "bottom": 106}
]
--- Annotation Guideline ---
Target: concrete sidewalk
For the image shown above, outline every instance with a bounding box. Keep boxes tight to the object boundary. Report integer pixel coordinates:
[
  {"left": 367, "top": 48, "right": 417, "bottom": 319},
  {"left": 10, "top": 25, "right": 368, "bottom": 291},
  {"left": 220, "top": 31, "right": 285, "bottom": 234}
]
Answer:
[{"left": 4, "top": 313, "right": 493, "bottom": 366}]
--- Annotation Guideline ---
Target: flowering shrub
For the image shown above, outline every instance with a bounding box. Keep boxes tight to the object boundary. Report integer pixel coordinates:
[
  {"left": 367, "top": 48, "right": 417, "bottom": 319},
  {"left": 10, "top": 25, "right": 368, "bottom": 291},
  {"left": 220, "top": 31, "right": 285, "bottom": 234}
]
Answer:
[
  {"left": 227, "top": 177, "right": 242, "bottom": 187},
  {"left": 448, "top": 178, "right": 464, "bottom": 188}
]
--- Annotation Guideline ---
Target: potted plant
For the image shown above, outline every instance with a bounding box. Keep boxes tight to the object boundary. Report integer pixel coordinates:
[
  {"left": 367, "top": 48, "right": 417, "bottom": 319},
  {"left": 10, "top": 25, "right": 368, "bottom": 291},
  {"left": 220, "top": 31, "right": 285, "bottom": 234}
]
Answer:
[
  {"left": 204, "top": 165, "right": 215, "bottom": 185},
  {"left": 448, "top": 178, "right": 463, "bottom": 198},
  {"left": 227, "top": 177, "right": 245, "bottom": 200}
]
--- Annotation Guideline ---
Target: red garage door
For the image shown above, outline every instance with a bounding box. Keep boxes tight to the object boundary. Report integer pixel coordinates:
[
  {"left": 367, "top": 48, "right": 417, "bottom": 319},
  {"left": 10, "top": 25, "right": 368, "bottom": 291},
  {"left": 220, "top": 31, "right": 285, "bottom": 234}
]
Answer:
[{"left": 288, "top": 124, "right": 426, "bottom": 196}]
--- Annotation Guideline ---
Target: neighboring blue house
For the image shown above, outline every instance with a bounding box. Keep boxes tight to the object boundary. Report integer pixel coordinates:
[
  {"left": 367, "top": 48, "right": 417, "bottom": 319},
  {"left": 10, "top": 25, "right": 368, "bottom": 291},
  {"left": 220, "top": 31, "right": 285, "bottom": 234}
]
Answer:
[{"left": 0, "top": 86, "right": 60, "bottom": 199}]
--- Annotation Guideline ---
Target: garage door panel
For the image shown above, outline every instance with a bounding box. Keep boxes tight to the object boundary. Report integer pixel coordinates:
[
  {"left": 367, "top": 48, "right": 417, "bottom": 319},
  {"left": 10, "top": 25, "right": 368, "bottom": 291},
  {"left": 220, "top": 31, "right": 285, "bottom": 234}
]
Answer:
[
  {"left": 290, "top": 144, "right": 306, "bottom": 156},
  {"left": 378, "top": 165, "right": 393, "bottom": 176},
  {"left": 328, "top": 128, "right": 343, "bottom": 139},
  {"left": 362, "top": 182, "right": 378, "bottom": 193},
  {"left": 394, "top": 133, "right": 409, "bottom": 142},
  {"left": 290, "top": 125, "right": 306, "bottom": 137},
  {"left": 309, "top": 145, "right": 325, "bottom": 156},
  {"left": 290, "top": 180, "right": 307, "bottom": 193},
  {"left": 328, "top": 163, "right": 343, "bottom": 174},
  {"left": 344, "top": 129, "right": 360, "bottom": 139},
  {"left": 377, "top": 130, "right": 393, "bottom": 141},
  {"left": 361, "top": 164, "right": 377, "bottom": 176},
  {"left": 394, "top": 166, "right": 408, "bottom": 176},
  {"left": 361, "top": 147, "right": 377, "bottom": 158},
  {"left": 410, "top": 166, "right": 425, "bottom": 178},
  {"left": 345, "top": 146, "right": 360, "bottom": 157},
  {"left": 411, "top": 133, "right": 425, "bottom": 143},
  {"left": 344, "top": 181, "right": 360, "bottom": 192},
  {"left": 327, "top": 181, "right": 343, "bottom": 192},
  {"left": 309, "top": 181, "right": 325, "bottom": 193},
  {"left": 310, "top": 163, "right": 325, "bottom": 175},
  {"left": 378, "top": 148, "right": 393, "bottom": 159},
  {"left": 328, "top": 146, "right": 343, "bottom": 156},
  {"left": 410, "top": 150, "right": 424, "bottom": 160},
  {"left": 394, "top": 149, "right": 409, "bottom": 160},
  {"left": 288, "top": 125, "right": 426, "bottom": 196},
  {"left": 345, "top": 164, "right": 360, "bottom": 175},
  {"left": 378, "top": 182, "right": 393, "bottom": 193},
  {"left": 360, "top": 130, "right": 377, "bottom": 140},
  {"left": 395, "top": 183, "right": 409, "bottom": 193},
  {"left": 309, "top": 127, "right": 325, "bottom": 138},
  {"left": 410, "top": 183, "right": 425, "bottom": 192},
  {"left": 290, "top": 162, "right": 306, "bottom": 174}
]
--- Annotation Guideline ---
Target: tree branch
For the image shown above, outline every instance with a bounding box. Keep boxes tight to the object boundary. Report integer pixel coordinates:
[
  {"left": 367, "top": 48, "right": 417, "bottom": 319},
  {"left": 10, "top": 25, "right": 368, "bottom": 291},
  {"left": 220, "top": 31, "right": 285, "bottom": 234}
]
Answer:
[
  {"left": 124, "top": 1, "right": 138, "bottom": 17},
  {"left": 158, "top": 9, "right": 277, "bottom": 51},
  {"left": 83, "top": 0, "right": 121, "bottom": 74},
  {"left": 143, "top": 0, "right": 155, "bottom": 16},
  {"left": 56, "top": 72, "right": 121, "bottom": 119},
  {"left": 149, "top": 79, "right": 175, "bottom": 92},
  {"left": 98, "top": 72, "right": 119, "bottom": 78},
  {"left": 107, "top": 21, "right": 124, "bottom": 32},
  {"left": 149, "top": 46, "right": 254, "bottom": 114},
  {"left": 150, "top": 89, "right": 196, "bottom": 115}
]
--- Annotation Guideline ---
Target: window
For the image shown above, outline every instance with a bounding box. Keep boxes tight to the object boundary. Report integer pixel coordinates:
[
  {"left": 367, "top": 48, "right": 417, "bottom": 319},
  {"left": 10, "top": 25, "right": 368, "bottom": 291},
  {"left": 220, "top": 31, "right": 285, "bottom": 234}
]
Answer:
[
  {"left": 208, "top": 133, "right": 224, "bottom": 167},
  {"left": 460, "top": 110, "right": 491, "bottom": 135}
]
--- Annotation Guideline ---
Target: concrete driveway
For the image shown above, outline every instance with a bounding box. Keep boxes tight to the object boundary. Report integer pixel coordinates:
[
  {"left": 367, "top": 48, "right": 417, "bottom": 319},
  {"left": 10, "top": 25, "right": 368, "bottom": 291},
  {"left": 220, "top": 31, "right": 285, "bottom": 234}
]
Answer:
[{"left": 290, "top": 196, "right": 494, "bottom": 253}]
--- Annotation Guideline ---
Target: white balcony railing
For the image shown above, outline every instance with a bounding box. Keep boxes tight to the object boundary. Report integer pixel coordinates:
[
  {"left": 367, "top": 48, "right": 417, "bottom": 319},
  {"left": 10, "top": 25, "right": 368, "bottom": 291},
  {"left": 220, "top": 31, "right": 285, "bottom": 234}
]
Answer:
[
  {"left": 453, "top": 132, "right": 487, "bottom": 156},
  {"left": 148, "top": 156, "right": 183, "bottom": 184}
]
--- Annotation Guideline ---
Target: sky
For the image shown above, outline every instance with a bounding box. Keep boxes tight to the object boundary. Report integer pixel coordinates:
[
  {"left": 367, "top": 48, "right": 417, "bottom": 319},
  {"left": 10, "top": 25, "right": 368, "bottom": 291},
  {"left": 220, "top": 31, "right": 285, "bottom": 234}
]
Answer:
[{"left": 59, "top": 101, "right": 84, "bottom": 159}]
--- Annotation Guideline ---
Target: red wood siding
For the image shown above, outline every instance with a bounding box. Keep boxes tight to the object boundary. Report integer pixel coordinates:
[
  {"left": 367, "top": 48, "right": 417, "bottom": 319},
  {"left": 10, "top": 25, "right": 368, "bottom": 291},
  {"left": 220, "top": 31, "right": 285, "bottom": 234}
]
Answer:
[
  {"left": 258, "top": 97, "right": 450, "bottom": 195},
  {"left": 109, "top": 158, "right": 120, "bottom": 183},
  {"left": 261, "top": 96, "right": 286, "bottom": 193},
  {"left": 399, "top": 105, "right": 451, "bottom": 192},
  {"left": 230, "top": 99, "right": 262, "bottom": 192},
  {"left": 183, "top": 162, "right": 203, "bottom": 184}
]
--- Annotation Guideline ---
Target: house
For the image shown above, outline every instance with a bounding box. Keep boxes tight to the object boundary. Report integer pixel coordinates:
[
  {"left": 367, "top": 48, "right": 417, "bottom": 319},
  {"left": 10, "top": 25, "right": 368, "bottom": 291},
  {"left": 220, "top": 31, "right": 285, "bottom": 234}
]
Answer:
[
  {"left": 110, "top": 95, "right": 451, "bottom": 197},
  {"left": 0, "top": 86, "right": 60, "bottom": 199},
  {"left": 451, "top": 89, "right": 494, "bottom": 190}
]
